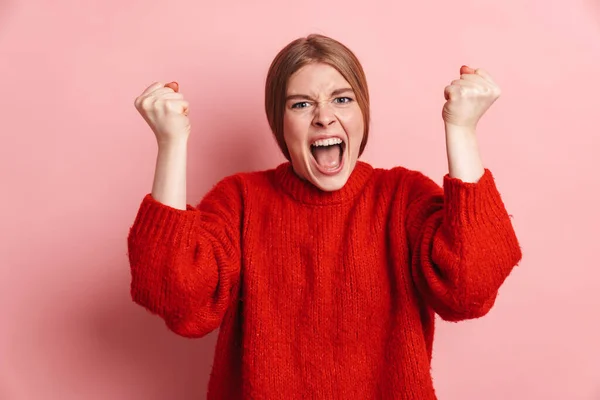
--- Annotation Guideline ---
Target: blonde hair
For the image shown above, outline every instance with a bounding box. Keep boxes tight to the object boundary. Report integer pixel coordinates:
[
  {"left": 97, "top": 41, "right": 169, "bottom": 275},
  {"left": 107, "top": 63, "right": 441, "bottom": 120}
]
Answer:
[{"left": 265, "top": 34, "right": 370, "bottom": 160}]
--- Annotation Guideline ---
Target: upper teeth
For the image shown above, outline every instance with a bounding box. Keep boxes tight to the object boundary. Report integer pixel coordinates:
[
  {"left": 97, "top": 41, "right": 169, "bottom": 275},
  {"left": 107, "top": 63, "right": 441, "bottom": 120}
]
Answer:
[{"left": 312, "top": 137, "right": 342, "bottom": 147}]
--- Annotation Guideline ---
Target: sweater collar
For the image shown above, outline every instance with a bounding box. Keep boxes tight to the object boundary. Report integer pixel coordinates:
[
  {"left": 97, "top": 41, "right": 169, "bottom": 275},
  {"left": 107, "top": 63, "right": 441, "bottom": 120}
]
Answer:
[{"left": 273, "top": 161, "right": 374, "bottom": 205}]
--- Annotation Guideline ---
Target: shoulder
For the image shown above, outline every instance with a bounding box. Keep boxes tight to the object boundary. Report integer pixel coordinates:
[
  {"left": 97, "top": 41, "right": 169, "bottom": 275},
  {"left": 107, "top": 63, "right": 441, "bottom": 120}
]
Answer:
[
  {"left": 207, "top": 165, "right": 280, "bottom": 197},
  {"left": 192, "top": 168, "right": 273, "bottom": 213},
  {"left": 368, "top": 162, "right": 441, "bottom": 192}
]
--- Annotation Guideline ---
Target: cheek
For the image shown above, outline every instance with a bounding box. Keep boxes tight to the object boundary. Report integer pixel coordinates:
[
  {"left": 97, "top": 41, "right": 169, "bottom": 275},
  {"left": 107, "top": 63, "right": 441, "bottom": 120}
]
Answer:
[
  {"left": 338, "top": 108, "right": 364, "bottom": 140},
  {"left": 283, "top": 112, "right": 308, "bottom": 144},
  {"left": 282, "top": 113, "right": 295, "bottom": 142}
]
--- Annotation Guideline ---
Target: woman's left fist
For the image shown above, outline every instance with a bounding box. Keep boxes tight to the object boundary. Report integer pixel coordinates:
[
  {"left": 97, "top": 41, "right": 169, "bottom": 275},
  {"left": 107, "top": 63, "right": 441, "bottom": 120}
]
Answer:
[{"left": 442, "top": 65, "right": 501, "bottom": 129}]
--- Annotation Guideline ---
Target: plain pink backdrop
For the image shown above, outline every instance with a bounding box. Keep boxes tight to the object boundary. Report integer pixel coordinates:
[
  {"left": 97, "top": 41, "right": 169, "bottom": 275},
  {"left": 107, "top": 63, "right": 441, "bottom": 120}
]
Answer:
[{"left": 1, "top": 0, "right": 599, "bottom": 399}]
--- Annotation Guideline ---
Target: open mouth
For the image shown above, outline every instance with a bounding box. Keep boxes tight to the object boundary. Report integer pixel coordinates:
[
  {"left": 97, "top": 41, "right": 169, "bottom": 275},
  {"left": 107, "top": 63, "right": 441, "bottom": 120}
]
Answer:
[{"left": 310, "top": 137, "right": 346, "bottom": 175}]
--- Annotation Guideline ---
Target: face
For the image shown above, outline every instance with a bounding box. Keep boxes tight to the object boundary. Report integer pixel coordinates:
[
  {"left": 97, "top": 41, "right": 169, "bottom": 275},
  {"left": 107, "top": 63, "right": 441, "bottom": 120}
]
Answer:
[{"left": 283, "top": 62, "right": 364, "bottom": 191}]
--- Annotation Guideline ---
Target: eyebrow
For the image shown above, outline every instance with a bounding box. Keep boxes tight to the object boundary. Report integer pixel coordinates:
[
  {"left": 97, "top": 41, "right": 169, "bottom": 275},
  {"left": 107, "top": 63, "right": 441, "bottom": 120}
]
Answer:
[{"left": 285, "top": 87, "right": 354, "bottom": 102}]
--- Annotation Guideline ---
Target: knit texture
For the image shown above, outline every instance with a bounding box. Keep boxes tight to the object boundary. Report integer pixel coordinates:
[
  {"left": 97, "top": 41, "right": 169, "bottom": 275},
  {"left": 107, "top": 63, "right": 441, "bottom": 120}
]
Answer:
[{"left": 127, "top": 161, "right": 522, "bottom": 399}]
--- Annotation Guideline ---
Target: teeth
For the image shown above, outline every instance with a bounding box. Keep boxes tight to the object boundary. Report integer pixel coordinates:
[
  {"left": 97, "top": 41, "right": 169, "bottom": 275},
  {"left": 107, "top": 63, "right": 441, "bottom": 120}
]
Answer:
[{"left": 311, "top": 137, "right": 343, "bottom": 147}]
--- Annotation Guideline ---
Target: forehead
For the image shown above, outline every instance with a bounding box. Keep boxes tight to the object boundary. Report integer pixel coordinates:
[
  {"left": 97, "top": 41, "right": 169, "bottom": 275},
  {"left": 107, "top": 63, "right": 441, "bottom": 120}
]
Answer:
[{"left": 286, "top": 63, "right": 351, "bottom": 94}]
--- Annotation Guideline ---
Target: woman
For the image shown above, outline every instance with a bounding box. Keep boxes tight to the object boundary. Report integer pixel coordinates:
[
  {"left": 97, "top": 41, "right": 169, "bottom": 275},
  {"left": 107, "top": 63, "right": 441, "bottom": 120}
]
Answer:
[{"left": 128, "top": 34, "right": 522, "bottom": 399}]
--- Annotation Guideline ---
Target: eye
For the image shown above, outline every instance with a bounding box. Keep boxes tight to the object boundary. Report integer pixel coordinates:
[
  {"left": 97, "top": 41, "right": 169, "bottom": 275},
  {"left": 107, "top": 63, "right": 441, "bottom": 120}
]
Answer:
[
  {"left": 334, "top": 97, "right": 353, "bottom": 104},
  {"left": 291, "top": 101, "right": 311, "bottom": 109}
]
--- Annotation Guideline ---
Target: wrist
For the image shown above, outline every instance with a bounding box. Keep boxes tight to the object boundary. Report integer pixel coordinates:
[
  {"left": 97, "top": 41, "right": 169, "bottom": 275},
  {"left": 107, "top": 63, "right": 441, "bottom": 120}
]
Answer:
[
  {"left": 157, "top": 139, "right": 188, "bottom": 152},
  {"left": 444, "top": 123, "right": 477, "bottom": 136},
  {"left": 444, "top": 124, "right": 484, "bottom": 183}
]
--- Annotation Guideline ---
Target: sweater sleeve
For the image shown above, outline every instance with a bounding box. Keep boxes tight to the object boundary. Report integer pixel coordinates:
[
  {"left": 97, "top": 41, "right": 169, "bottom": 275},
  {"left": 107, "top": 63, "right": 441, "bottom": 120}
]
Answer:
[
  {"left": 404, "top": 169, "right": 522, "bottom": 321},
  {"left": 126, "top": 175, "right": 244, "bottom": 338}
]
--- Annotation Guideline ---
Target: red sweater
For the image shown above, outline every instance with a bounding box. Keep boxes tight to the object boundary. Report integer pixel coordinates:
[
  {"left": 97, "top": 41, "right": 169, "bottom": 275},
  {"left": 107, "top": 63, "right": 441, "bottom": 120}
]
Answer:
[{"left": 127, "top": 161, "right": 522, "bottom": 399}]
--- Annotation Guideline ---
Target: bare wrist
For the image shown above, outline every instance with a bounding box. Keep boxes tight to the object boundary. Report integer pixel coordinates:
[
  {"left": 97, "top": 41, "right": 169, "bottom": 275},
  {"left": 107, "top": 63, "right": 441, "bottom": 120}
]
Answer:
[{"left": 157, "top": 139, "right": 188, "bottom": 152}]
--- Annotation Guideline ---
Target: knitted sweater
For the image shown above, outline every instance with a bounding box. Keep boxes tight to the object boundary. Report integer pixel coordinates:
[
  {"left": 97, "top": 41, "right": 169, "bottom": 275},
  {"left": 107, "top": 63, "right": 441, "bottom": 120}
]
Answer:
[{"left": 127, "top": 161, "right": 522, "bottom": 399}]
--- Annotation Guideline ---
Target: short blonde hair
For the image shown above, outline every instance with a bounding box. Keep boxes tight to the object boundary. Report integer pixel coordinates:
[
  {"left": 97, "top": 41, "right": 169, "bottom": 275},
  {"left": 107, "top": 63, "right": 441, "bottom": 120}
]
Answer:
[{"left": 264, "top": 34, "right": 370, "bottom": 161}]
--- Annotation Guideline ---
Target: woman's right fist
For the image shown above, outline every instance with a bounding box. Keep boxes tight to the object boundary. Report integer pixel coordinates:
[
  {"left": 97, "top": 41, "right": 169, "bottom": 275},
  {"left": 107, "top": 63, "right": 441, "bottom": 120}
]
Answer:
[{"left": 134, "top": 81, "right": 190, "bottom": 145}]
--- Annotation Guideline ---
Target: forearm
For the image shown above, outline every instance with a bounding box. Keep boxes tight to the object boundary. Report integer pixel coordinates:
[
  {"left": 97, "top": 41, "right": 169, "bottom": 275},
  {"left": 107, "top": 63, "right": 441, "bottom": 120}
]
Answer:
[
  {"left": 444, "top": 123, "right": 485, "bottom": 183},
  {"left": 405, "top": 168, "right": 522, "bottom": 321},
  {"left": 151, "top": 140, "right": 188, "bottom": 210},
  {"left": 129, "top": 174, "right": 245, "bottom": 338}
]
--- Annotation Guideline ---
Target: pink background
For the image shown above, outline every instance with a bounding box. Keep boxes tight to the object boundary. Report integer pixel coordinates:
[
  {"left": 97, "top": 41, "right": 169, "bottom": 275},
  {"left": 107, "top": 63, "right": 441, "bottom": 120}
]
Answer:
[{"left": 2, "top": 0, "right": 599, "bottom": 398}]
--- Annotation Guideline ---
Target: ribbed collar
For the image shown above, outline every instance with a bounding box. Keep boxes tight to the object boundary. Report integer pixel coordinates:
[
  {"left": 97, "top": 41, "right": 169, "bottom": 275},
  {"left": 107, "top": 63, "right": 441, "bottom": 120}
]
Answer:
[{"left": 273, "top": 161, "right": 374, "bottom": 206}]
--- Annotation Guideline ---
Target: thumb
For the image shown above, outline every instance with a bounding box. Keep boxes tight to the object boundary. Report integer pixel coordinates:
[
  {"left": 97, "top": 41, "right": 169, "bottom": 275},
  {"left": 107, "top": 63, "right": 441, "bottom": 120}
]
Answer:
[
  {"left": 164, "top": 81, "right": 179, "bottom": 92},
  {"left": 460, "top": 65, "right": 476, "bottom": 75}
]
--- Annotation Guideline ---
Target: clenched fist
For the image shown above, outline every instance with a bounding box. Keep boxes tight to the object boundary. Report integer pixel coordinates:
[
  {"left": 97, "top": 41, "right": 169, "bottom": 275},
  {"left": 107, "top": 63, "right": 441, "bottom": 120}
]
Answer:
[
  {"left": 442, "top": 66, "right": 501, "bottom": 129},
  {"left": 134, "top": 81, "right": 190, "bottom": 145}
]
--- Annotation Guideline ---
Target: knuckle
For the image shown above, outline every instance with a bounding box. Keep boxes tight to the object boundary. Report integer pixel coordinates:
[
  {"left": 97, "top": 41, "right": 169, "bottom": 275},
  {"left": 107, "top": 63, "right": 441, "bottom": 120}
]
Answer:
[
  {"left": 141, "top": 97, "right": 154, "bottom": 110},
  {"left": 162, "top": 99, "right": 175, "bottom": 111}
]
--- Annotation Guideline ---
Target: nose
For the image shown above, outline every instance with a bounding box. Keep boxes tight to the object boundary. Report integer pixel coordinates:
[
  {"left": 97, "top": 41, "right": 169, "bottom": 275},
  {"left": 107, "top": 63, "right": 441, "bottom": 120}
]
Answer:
[{"left": 312, "top": 102, "right": 336, "bottom": 128}]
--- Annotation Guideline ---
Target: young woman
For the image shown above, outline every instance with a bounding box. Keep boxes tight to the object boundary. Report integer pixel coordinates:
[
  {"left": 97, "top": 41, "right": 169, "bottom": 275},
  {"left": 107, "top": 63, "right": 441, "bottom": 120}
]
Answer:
[{"left": 128, "top": 34, "right": 522, "bottom": 399}]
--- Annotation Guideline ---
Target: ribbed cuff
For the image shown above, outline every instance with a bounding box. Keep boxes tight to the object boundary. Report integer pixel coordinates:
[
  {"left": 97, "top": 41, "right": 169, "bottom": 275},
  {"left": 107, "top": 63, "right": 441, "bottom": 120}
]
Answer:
[
  {"left": 442, "top": 169, "right": 509, "bottom": 228},
  {"left": 129, "top": 194, "right": 201, "bottom": 260}
]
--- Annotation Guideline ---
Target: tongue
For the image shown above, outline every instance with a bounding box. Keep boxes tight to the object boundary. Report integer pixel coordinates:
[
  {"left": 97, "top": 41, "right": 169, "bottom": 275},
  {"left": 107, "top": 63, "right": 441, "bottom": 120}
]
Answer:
[{"left": 312, "top": 144, "right": 341, "bottom": 169}]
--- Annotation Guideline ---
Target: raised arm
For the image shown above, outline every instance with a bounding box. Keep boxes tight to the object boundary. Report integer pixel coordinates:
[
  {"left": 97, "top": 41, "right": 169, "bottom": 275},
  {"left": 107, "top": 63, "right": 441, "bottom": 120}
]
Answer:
[
  {"left": 127, "top": 175, "right": 244, "bottom": 337},
  {"left": 127, "top": 81, "right": 243, "bottom": 337},
  {"left": 404, "top": 169, "right": 521, "bottom": 321}
]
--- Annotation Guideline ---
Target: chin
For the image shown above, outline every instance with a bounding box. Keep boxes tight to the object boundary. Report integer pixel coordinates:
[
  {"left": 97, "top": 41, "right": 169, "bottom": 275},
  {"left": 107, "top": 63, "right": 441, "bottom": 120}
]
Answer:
[{"left": 309, "top": 170, "right": 350, "bottom": 191}]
